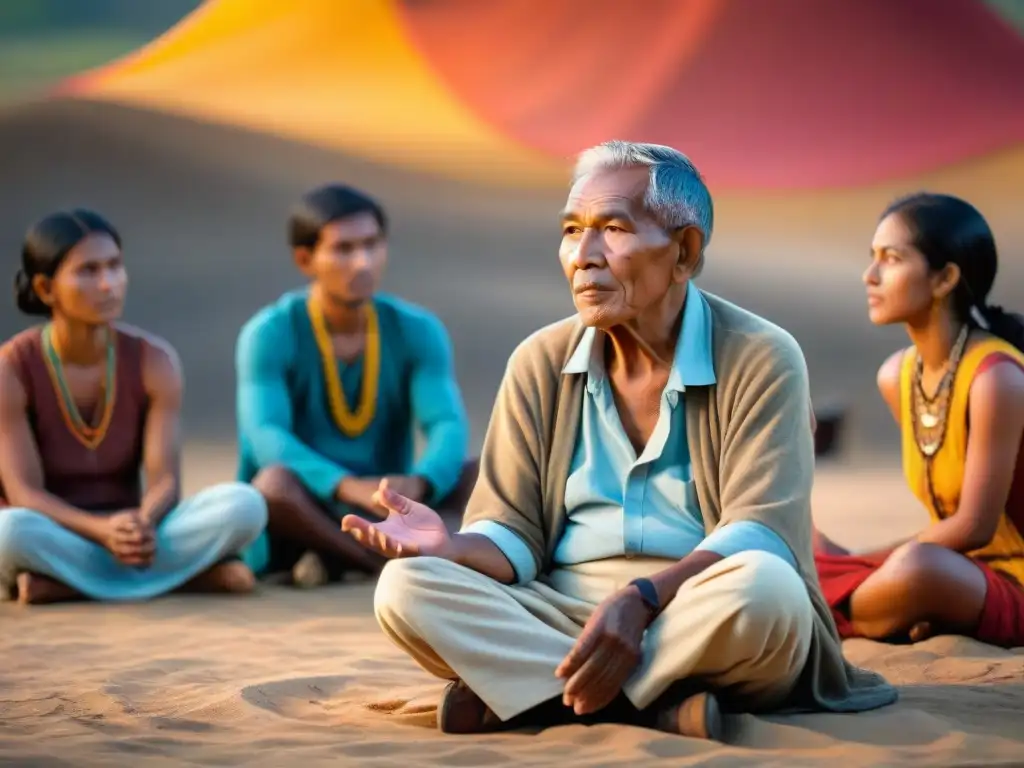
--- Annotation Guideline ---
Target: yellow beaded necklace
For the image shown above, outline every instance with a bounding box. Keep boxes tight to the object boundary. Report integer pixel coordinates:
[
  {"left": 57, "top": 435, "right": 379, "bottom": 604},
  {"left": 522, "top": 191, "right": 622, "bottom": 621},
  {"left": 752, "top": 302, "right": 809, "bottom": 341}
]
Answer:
[{"left": 307, "top": 292, "right": 380, "bottom": 437}]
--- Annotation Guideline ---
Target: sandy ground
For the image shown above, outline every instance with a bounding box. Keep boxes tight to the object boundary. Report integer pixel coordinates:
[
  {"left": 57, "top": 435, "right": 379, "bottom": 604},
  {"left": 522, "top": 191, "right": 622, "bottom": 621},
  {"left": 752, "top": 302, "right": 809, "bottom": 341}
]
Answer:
[
  {"left": 2, "top": 447, "right": 1023, "bottom": 767},
  {"left": 1, "top": 99, "right": 1023, "bottom": 765}
]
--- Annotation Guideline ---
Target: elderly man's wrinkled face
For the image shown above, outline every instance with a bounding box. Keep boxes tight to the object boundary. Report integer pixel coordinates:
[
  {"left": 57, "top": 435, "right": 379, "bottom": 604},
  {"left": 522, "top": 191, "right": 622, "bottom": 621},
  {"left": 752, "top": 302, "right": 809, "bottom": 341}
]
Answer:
[{"left": 559, "top": 166, "right": 696, "bottom": 328}]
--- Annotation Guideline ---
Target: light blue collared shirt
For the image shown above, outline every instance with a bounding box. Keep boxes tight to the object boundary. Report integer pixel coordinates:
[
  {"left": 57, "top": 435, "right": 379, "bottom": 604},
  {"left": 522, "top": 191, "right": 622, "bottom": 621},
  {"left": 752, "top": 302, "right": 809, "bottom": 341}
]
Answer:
[{"left": 465, "top": 283, "right": 797, "bottom": 583}]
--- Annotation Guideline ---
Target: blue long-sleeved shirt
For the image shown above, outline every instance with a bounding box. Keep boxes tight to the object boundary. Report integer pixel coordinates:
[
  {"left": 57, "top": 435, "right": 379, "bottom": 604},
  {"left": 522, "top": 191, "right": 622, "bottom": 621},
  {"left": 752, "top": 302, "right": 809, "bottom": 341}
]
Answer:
[
  {"left": 235, "top": 289, "right": 469, "bottom": 506},
  {"left": 464, "top": 282, "right": 797, "bottom": 583}
]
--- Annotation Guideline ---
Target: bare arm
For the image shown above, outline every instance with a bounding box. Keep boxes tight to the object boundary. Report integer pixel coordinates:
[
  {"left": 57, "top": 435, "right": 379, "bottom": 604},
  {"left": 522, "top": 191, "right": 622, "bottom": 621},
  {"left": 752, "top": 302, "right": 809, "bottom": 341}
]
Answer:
[
  {"left": 0, "top": 358, "right": 105, "bottom": 543},
  {"left": 138, "top": 338, "right": 184, "bottom": 527},
  {"left": 640, "top": 550, "right": 724, "bottom": 608},
  {"left": 446, "top": 532, "right": 516, "bottom": 583},
  {"left": 876, "top": 349, "right": 905, "bottom": 425},
  {"left": 917, "top": 360, "right": 1024, "bottom": 553}
]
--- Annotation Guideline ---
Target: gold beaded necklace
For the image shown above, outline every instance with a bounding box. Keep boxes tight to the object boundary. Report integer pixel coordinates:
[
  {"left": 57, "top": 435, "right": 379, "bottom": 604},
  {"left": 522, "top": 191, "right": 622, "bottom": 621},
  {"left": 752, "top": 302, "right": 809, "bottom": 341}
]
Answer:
[
  {"left": 307, "top": 292, "right": 380, "bottom": 437},
  {"left": 910, "top": 324, "right": 969, "bottom": 518},
  {"left": 911, "top": 324, "right": 969, "bottom": 457}
]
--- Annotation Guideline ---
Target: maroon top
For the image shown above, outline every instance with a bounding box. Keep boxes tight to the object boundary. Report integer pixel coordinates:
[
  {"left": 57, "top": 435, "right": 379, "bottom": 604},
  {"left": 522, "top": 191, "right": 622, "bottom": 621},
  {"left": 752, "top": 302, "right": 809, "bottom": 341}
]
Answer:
[{"left": 0, "top": 326, "right": 148, "bottom": 511}]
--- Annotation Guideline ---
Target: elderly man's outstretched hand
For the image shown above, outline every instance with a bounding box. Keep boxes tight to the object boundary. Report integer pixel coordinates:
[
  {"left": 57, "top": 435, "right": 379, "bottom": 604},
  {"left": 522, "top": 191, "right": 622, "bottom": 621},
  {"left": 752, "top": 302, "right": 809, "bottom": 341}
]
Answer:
[{"left": 341, "top": 479, "right": 452, "bottom": 559}]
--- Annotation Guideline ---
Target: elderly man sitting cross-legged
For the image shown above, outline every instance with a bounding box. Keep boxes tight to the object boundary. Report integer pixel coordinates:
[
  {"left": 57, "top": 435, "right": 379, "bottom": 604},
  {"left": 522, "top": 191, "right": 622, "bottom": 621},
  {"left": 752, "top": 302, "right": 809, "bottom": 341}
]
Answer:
[{"left": 341, "top": 141, "right": 898, "bottom": 739}]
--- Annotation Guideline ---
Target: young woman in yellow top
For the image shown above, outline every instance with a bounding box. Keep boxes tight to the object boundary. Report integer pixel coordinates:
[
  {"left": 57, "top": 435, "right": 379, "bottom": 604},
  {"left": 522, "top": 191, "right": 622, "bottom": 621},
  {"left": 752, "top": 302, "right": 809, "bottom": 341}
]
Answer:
[{"left": 815, "top": 193, "right": 1024, "bottom": 647}]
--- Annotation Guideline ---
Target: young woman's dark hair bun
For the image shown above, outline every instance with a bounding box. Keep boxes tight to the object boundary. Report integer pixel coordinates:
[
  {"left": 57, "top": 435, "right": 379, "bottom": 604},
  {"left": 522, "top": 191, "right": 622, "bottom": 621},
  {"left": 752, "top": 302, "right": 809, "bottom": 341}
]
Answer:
[
  {"left": 14, "top": 267, "right": 48, "bottom": 316},
  {"left": 14, "top": 209, "right": 121, "bottom": 317}
]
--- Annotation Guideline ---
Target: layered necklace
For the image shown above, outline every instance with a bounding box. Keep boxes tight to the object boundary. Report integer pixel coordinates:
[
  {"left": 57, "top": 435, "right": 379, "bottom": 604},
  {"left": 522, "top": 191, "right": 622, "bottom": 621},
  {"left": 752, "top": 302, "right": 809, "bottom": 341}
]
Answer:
[
  {"left": 307, "top": 292, "right": 380, "bottom": 437},
  {"left": 910, "top": 323, "right": 969, "bottom": 517},
  {"left": 40, "top": 324, "right": 117, "bottom": 450}
]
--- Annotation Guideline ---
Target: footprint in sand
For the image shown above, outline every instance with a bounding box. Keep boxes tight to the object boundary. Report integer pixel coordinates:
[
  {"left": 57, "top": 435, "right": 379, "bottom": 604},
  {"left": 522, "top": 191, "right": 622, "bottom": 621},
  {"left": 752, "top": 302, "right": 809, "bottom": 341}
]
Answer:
[
  {"left": 241, "top": 676, "right": 442, "bottom": 729},
  {"left": 101, "top": 658, "right": 242, "bottom": 729},
  {"left": 241, "top": 675, "right": 355, "bottom": 724}
]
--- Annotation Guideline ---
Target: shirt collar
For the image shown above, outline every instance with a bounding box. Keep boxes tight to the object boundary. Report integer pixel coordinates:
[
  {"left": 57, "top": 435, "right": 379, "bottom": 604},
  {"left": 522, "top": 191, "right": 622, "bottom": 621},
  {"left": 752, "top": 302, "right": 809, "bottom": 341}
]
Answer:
[{"left": 562, "top": 281, "right": 716, "bottom": 393}]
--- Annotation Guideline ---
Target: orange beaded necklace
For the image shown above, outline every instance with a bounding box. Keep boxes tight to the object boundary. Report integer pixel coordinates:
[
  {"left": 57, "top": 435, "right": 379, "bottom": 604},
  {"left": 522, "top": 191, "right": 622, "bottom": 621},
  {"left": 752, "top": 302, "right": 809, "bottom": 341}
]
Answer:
[{"left": 40, "top": 324, "right": 117, "bottom": 450}]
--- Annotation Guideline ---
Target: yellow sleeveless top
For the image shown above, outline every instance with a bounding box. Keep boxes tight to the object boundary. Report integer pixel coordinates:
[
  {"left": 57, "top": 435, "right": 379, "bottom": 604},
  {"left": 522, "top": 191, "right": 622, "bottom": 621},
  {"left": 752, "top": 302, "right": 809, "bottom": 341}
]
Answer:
[{"left": 900, "top": 336, "right": 1024, "bottom": 585}]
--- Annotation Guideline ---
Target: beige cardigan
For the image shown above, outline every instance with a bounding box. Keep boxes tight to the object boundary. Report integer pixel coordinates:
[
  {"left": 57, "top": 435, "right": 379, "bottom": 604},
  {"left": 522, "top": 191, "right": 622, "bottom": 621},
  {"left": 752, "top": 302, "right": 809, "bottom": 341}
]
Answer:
[{"left": 463, "top": 289, "right": 897, "bottom": 713}]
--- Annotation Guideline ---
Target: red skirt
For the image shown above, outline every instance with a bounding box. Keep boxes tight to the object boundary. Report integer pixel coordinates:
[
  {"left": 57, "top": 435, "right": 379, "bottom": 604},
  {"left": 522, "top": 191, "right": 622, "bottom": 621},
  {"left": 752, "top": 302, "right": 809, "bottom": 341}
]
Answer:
[{"left": 815, "top": 552, "right": 1024, "bottom": 647}]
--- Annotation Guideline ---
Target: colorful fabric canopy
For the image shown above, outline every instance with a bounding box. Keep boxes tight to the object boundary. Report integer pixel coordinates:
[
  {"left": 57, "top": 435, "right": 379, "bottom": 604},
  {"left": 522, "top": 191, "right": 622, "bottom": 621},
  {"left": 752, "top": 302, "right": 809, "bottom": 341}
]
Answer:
[{"left": 61, "top": 0, "right": 1024, "bottom": 189}]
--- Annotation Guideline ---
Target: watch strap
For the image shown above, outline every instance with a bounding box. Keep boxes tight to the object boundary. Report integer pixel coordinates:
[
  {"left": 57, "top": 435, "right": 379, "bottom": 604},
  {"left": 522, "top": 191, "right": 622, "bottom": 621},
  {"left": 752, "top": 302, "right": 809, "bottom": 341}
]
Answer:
[{"left": 628, "top": 577, "right": 661, "bottom": 617}]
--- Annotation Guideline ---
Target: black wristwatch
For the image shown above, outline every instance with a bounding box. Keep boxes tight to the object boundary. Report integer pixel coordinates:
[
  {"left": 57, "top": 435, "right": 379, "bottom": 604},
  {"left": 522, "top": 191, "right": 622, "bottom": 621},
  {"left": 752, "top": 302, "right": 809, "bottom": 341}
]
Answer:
[{"left": 628, "top": 577, "right": 661, "bottom": 620}]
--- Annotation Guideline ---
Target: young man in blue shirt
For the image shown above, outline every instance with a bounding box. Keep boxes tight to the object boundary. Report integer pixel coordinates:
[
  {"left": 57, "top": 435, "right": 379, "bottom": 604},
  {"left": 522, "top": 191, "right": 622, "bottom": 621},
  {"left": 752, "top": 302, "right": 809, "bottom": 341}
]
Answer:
[{"left": 236, "top": 184, "right": 472, "bottom": 586}]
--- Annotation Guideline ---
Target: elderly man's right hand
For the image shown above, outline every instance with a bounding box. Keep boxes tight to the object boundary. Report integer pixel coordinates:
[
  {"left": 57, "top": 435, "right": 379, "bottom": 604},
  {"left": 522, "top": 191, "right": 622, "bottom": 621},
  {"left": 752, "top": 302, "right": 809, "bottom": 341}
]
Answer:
[{"left": 341, "top": 479, "right": 452, "bottom": 559}]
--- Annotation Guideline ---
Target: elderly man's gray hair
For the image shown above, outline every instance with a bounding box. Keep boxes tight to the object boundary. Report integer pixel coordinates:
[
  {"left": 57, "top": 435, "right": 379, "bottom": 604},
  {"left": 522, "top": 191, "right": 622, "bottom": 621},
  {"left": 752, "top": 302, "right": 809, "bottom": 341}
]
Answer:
[{"left": 572, "top": 140, "right": 714, "bottom": 275}]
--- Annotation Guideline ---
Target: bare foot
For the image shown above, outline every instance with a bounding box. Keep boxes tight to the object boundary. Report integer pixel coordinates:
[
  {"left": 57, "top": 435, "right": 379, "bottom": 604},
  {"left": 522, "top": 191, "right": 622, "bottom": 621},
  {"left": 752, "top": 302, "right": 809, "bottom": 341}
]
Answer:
[
  {"left": 292, "top": 551, "right": 329, "bottom": 589},
  {"left": 181, "top": 560, "right": 256, "bottom": 594},
  {"left": 908, "top": 621, "right": 934, "bottom": 643},
  {"left": 16, "top": 573, "right": 84, "bottom": 605}
]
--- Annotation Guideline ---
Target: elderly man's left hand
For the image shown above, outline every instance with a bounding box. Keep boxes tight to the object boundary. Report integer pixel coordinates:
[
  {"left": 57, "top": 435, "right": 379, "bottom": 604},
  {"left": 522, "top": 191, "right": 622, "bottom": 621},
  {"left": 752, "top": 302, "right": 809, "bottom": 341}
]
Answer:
[{"left": 555, "top": 586, "right": 650, "bottom": 716}]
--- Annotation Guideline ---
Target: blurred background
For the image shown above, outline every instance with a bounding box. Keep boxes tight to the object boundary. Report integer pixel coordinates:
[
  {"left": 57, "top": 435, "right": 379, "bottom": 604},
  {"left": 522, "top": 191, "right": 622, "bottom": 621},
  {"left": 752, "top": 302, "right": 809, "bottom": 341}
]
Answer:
[{"left": 1, "top": 0, "right": 1023, "bottom": 473}]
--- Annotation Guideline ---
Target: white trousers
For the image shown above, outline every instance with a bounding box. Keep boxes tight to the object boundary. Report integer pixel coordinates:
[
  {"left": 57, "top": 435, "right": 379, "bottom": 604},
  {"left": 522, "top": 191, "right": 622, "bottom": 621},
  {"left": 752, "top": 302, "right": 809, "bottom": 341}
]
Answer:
[{"left": 374, "top": 549, "right": 814, "bottom": 720}]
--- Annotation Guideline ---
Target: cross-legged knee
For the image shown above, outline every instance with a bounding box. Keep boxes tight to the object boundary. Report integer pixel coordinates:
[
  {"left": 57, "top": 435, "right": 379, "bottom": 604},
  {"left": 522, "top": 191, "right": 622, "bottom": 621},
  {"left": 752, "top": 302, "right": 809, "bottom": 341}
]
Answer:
[
  {"left": 251, "top": 465, "right": 307, "bottom": 506},
  {"left": 664, "top": 550, "right": 813, "bottom": 707},
  {"left": 217, "top": 482, "right": 269, "bottom": 542},
  {"left": 870, "top": 541, "right": 964, "bottom": 610},
  {"left": 846, "top": 540, "right": 993, "bottom": 641},
  {"left": 373, "top": 556, "right": 460, "bottom": 629},
  {"left": 0, "top": 508, "right": 43, "bottom": 575},
  {"left": 722, "top": 550, "right": 814, "bottom": 644},
  {"left": 881, "top": 541, "right": 944, "bottom": 578}
]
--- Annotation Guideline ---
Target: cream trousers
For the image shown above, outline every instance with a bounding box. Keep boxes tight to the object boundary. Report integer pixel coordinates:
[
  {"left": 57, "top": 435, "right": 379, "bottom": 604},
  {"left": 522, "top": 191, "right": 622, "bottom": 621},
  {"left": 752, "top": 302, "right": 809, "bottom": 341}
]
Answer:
[{"left": 374, "top": 549, "right": 814, "bottom": 721}]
